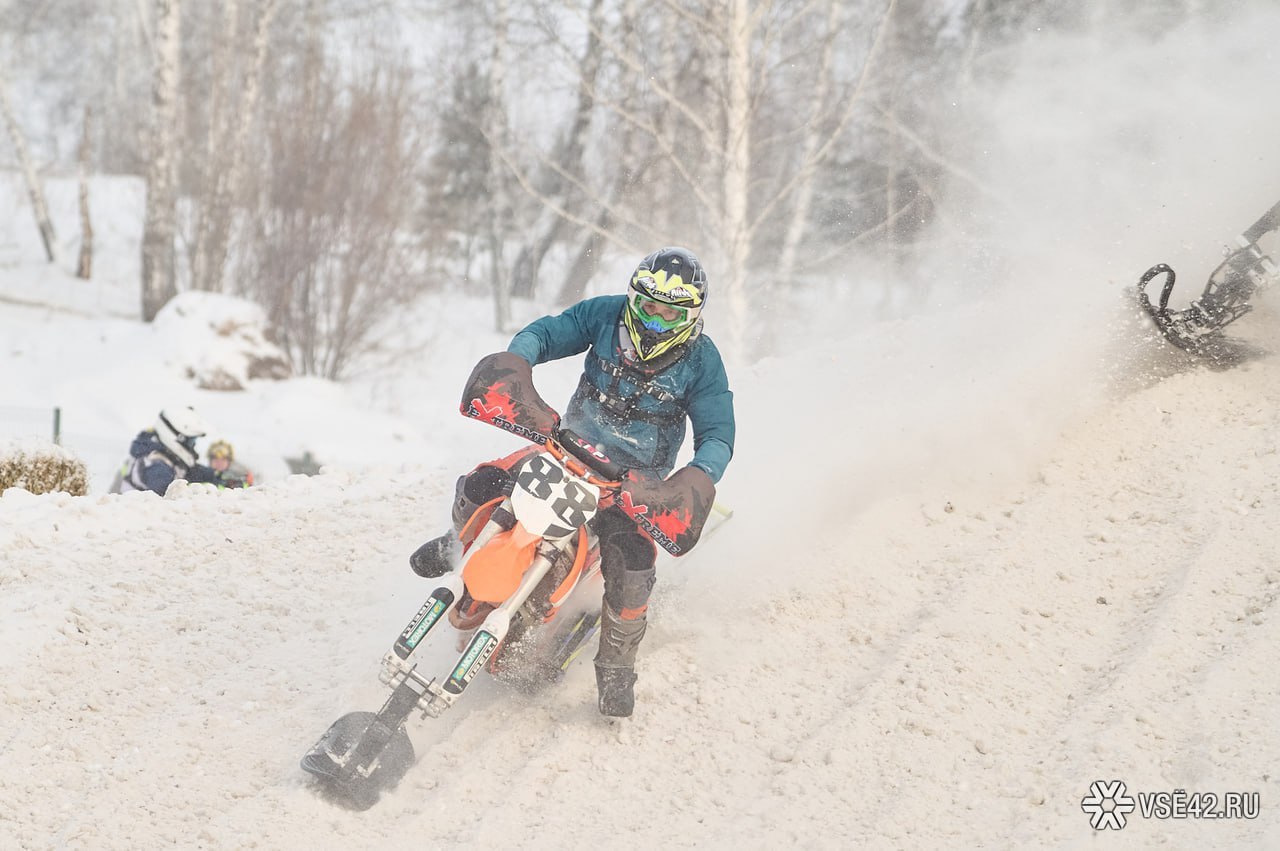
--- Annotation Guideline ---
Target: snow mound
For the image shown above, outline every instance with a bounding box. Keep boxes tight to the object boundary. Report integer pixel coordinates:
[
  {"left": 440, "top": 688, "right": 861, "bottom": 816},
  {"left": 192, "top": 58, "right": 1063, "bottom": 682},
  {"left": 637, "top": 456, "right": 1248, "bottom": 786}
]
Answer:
[{"left": 152, "top": 292, "right": 290, "bottom": 390}]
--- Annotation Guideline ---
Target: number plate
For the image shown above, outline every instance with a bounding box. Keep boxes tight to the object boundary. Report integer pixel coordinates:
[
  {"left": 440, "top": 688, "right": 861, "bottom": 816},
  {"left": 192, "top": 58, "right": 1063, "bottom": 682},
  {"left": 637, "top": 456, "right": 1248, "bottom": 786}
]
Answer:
[{"left": 511, "top": 453, "right": 600, "bottom": 539}]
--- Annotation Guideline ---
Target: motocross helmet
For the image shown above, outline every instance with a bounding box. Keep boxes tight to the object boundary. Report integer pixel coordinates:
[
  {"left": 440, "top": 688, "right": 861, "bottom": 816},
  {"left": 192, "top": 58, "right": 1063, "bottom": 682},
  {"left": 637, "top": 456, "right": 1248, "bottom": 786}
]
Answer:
[
  {"left": 623, "top": 247, "right": 707, "bottom": 361},
  {"left": 155, "top": 406, "right": 208, "bottom": 467}
]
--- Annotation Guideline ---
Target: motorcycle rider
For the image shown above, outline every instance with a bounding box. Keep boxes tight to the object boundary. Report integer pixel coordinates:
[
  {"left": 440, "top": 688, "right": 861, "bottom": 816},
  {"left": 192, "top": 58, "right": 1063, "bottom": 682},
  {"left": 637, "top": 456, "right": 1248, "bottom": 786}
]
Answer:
[
  {"left": 411, "top": 246, "right": 735, "bottom": 717},
  {"left": 113, "top": 406, "right": 221, "bottom": 495}
]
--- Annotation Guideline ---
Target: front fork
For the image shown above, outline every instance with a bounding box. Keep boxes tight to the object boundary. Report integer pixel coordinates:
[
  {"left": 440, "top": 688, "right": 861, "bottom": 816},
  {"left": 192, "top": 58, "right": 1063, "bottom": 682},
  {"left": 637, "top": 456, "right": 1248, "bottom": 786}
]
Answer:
[
  {"left": 425, "top": 544, "right": 559, "bottom": 712},
  {"left": 379, "top": 513, "right": 563, "bottom": 718}
]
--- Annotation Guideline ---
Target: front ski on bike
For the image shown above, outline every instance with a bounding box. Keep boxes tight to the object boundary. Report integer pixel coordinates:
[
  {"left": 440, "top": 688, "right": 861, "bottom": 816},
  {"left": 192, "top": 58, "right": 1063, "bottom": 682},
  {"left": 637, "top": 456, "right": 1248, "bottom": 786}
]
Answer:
[{"left": 300, "top": 573, "right": 467, "bottom": 809}]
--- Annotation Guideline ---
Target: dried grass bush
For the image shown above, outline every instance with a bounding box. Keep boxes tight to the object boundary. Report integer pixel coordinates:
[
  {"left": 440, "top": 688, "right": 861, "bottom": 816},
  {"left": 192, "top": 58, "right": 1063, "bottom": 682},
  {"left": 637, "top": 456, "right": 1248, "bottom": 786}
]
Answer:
[{"left": 0, "top": 442, "right": 90, "bottom": 496}]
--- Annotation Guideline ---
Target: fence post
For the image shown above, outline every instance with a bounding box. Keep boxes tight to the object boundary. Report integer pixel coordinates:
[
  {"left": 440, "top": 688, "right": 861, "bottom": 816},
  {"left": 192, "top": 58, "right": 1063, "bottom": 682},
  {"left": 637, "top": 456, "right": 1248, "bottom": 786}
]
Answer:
[{"left": 53, "top": 407, "right": 61, "bottom": 445}]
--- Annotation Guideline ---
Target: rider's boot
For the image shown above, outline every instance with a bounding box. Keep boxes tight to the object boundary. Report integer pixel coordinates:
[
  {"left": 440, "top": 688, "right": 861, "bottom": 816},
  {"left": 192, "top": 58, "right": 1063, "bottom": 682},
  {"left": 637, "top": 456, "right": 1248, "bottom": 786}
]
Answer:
[
  {"left": 410, "top": 466, "right": 513, "bottom": 578},
  {"left": 409, "top": 533, "right": 459, "bottom": 578},
  {"left": 595, "top": 663, "right": 639, "bottom": 717},
  {"left": 593, "top": 535, "right": 656, "bottom": 717},
  {"left": 594, "top": 600, "right": 646, "bottom": 717}
]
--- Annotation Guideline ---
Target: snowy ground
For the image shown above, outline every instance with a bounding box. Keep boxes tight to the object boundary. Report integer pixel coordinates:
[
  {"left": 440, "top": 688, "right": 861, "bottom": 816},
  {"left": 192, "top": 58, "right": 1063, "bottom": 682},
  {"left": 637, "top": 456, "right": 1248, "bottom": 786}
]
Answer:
[{"left": 3, "top": 281, "right": 1278, "bottom": 847}]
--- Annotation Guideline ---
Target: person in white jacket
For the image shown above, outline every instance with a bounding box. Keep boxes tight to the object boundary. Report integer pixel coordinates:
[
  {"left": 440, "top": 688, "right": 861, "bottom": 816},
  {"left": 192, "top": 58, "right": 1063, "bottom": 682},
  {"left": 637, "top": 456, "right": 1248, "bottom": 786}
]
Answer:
[{"left": 114, "top": 407, "right": 220, "bottom": 495}]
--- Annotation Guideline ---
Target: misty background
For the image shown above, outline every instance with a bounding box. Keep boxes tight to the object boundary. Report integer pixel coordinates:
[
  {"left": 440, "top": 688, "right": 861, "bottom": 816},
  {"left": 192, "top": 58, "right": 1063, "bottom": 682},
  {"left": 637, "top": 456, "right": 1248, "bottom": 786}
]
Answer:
[{"left": 4, "top": 0, "right": 1275, "bottom": 387}]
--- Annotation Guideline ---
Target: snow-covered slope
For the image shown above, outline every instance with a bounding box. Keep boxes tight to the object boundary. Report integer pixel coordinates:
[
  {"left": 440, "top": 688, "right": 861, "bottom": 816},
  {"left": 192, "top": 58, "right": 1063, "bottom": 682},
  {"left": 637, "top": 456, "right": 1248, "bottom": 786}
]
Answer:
[{"left": 2, "top": 322, "right": 1278, "bottom": 847}]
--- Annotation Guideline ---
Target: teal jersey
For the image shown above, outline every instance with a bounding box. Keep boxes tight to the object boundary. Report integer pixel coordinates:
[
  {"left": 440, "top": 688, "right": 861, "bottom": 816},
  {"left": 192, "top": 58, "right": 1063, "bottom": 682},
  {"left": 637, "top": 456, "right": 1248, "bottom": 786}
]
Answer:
[{"left": 507, "top": 295, "right": 735, "bottom": 482}]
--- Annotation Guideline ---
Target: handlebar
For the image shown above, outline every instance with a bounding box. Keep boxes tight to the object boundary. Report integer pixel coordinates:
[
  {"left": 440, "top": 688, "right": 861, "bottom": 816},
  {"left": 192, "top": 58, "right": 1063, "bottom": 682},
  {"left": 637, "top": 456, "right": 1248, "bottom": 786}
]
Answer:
[
  {"left": 550, "top": 428, "right": 629, "bottom": 485},
  {"left": 1242, "top": 198, "right": 1280, "bottom": 245}
]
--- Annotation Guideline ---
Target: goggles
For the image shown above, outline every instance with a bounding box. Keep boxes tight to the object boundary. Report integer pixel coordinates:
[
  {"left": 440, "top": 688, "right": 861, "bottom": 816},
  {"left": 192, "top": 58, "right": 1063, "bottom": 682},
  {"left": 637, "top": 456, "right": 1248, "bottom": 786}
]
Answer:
[{"left": 631, "top": 293, "right": 689, "bottom": 333}]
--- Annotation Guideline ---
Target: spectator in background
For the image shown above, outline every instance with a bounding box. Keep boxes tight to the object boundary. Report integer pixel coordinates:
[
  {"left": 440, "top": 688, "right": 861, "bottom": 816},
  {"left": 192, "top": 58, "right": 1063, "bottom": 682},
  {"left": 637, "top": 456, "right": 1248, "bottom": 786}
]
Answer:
[
  {"left": 207, "top": 439, "right": 254, "bottom": 488},
  {"left": 112, "top": 407, "right": 220, "bottom": 495}
]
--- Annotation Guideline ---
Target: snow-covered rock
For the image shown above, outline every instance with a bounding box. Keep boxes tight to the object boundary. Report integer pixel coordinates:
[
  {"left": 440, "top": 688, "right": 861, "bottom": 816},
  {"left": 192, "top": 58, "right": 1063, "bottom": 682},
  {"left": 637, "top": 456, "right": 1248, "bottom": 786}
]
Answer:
[{"left": 152, "top": 291, "right": 290, "bottom": 391}]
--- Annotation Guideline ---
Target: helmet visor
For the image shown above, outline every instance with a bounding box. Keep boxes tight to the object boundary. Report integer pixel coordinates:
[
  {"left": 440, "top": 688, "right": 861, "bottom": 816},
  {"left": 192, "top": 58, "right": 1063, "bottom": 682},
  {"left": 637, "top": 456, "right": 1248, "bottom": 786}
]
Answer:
[{"left": 631, "top": 293, "right": 689, "bottom": 333}]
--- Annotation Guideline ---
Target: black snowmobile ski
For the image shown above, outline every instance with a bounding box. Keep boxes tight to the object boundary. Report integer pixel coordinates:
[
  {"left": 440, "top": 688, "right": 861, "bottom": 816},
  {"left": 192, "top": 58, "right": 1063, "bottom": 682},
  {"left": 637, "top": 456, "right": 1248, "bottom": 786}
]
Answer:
[
  {"left": 300, "top": 580, "right": 458, "bottom": 809},
  {"left": 1136, "top": 198, "right": 1279, "bottom": 361},
  {"left": 301, "top": 706, "right": 417, "bottom": 811}
]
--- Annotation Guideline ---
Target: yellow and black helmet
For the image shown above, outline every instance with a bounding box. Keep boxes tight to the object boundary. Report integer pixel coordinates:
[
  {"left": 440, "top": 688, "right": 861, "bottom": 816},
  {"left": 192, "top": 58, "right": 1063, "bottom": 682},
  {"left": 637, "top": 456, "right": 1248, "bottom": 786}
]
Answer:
[
  {"left": 208, "top": 440, "right": 234, "bottom": 462},
  {"left": 623, "top": 247, "right": 708, "bottom": 361}
]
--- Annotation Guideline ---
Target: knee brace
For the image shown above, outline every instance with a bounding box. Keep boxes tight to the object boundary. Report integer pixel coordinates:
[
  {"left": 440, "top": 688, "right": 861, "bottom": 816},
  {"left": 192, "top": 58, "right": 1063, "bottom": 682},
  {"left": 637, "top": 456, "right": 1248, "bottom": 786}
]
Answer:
[
  {"left": 596, "top": 597, "right": 648, "bottom": 667},
  {"left": 451, "top": 465, "right": 513, "bottom": 534},
  {"left": 600, "top": 530, "right": 657, "bottom": 618}
]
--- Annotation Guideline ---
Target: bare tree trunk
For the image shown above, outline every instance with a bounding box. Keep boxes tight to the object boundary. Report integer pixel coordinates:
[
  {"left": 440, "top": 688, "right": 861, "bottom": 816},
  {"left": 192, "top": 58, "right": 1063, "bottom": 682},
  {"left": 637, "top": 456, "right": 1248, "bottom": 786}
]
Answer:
[
  {"left": 957, "top": 0, "right": 987, "bottom": 89},
  {"left": 879, "top": 129, "right": 900, "bottom": 314},
  {"left": 554, "top": 0, "right": 638, "bottom": 305},
  {"left": 0, "top": 70, "right": 58, "bottom": 263},
  {"left": 720, "top": 0, "right": 753, "bottom": 361},
  {"left": 77, "top": 106, "right": 94, "bottom": 279},
  {"left": 776, "top": 0, "right": 841, "bottom": 289},
  {"left": 190, "top": 0, "right": 238, "bottom": 292},
  {"left": 509, "top": 210, "right": 560, "bottom": 301},
  {"left": 488, "top": 0, "right": 513, "bottom": 332},
  {"left": 510, "top": 0, "right": 606, "bottom": 299},
  {"left": 880, "top": 7, "right": 903, "bottom": 315},
  {"left": 141, "top": 0, "right": 183, "bottom": 321},
  {"left": 193, "top": 0, "right": 278, "bottom": 293},
  {"left": 557, "top": 206, "right": 611, "bottom": 303},
  {"left": 134, "top": 0, "right": 155, "bottom": 53}
]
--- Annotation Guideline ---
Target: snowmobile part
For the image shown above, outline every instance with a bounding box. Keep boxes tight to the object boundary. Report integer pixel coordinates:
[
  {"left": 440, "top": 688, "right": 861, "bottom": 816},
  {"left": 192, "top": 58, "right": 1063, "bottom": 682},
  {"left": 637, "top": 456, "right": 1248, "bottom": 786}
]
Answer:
[
  {"left": 557, "top": 427, "right": 629, "bottom": 482},
  {"left": 302, "top": 574, "right": 466, "bottom": 807},
  {"left": 699, "top": 501, "right": 735, "bottom": 543},
  {"left": 305, "top": 357, "right": 726, "bottom": 805},
  {"left": 1136, "top": 254, "right": 1258, "bottom": 354},
  {"left": 550, "top": 610, "right": 602, "bottom": 674},
  {"left": 615, "top": 464, "right": 716, "bottom": 556},
  {"left": 1136, "top": 198, "right": 1280, "bottom": 355},
  {"left": 484, "top": 598, "right": 594, "bottom": 690},
  {"left": 300, "top": 700, "right": 417, "bottom": 810},
  {"left": 1135, "top": 263, "right": 1200, "bottom": 350},
  {"left": 1242, "top": 197, "right": 1280, "bottom": 245},
  {"left": 508, "top": 449, "right": 604, "bottom": 541}
]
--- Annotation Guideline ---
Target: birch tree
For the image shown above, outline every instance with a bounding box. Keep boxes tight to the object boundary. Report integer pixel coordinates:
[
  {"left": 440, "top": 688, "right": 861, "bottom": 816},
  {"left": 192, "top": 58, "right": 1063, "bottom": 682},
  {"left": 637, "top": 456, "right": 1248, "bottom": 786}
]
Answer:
[
  {"left": 775, "top": 0, "right": 843, "bottom": 288},
  {"left": 486, "top": 0, "right": 514, "bottom": 331},
  {"left": 0, "top": 68, "right": 58, "bottom": 263},
  {"left": 492, "top": 0, "right": 895, "bottom": 359},
  {"left": 508, "top": 0, "right": 607, "bottom": 299},
  {"left": 77, "top": 106, "right": 93, "bottom": 279},
  {"left": 140, "top": 0, "right": 182, "bottom": 321},
  {"left": 190, "top": 0, "right": 279, "bottom": 293}
]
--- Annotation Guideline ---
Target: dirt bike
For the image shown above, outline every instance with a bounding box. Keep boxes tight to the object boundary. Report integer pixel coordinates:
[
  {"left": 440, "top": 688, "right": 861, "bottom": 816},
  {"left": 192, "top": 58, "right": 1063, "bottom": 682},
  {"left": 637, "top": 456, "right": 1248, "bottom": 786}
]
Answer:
[
  {"left": 1136, "top": 197, "right": 1280, "bottom": 361},
  {"left": 300, "top": 352, "right": 717, "bottom": 810}
]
